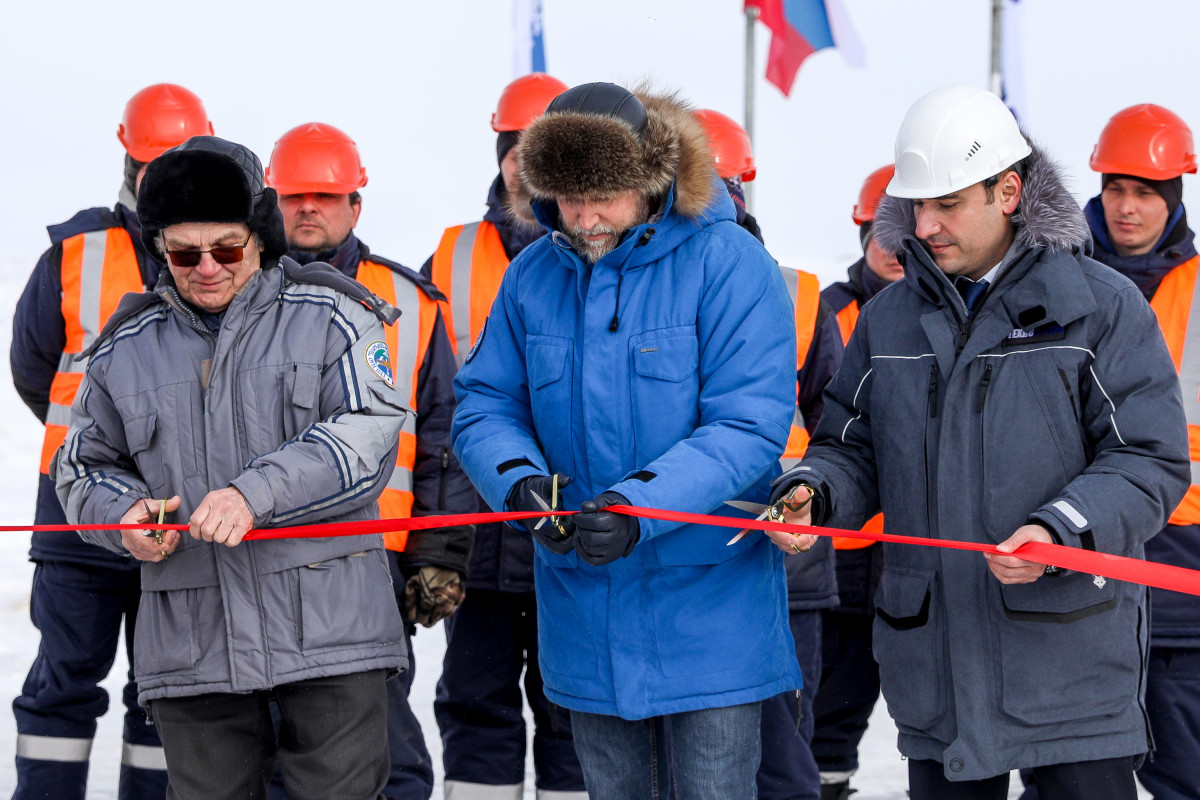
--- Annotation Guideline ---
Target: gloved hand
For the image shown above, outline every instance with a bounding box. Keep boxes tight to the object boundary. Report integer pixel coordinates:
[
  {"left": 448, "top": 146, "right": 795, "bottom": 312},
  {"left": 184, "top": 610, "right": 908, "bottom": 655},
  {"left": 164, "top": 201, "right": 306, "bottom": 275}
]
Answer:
[
  {"left": 403, "top": 566, "right": 466, "bottom": 627},
  {"left": 574, "top": 492, "right": 640, "bottom": 566},
  {"left": 507, "top": 474, "right": 576, "bottom": 554}
]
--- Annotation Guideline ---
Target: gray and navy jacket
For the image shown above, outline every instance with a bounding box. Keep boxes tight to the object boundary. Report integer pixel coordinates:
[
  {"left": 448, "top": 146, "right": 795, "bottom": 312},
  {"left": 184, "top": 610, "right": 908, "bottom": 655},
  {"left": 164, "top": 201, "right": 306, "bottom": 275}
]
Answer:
[
  {"left": 56, "top": 257, "right": 409, "bottom": 702},
  {"left": 795, "top": 145, "right": 1190, "bottom": 780}
]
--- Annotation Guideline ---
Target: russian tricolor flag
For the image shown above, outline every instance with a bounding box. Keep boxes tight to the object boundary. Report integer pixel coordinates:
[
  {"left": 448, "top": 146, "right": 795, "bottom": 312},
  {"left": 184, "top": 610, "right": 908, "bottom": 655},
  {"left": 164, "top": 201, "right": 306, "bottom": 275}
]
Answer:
[{"left": 747, "top": 0, "right": 865, "bottom": 96}]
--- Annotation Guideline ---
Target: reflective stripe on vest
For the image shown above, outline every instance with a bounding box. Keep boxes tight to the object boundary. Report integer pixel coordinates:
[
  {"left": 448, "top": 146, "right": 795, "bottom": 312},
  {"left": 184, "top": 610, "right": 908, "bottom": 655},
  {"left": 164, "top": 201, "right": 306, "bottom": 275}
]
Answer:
[
  {"left": 41, "top": 228, "right": 145, "bottom": 473},
  {"left": 780, "top": 268, "right": 821, "bottom": 468},
  {"left": 1150, "top": 255, "right": 1200, "bottom": 526},
  {"left": 430, "top": 221, "right": 510, "bottom": 366},
  {"left": 835, "top": 300, "right": 860, "bottom": 347},
  {"left": 355, "top": 260, "right": 437, "bottom": 551}
]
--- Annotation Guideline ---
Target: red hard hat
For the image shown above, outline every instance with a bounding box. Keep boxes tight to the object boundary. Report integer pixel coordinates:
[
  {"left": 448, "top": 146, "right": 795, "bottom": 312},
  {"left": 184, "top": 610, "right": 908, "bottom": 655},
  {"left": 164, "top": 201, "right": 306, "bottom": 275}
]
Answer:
[
  {"left": 117, "top": 84, "right": 214, "bottom": 163},
  {"left": 265, "top": 123, "right": 369, "bottom": 195},
  {"left": 492, "top": 73, "right": 569, "bottom": 132},
  {"left": 694, "top": 109, "right": 756, "bottom": 182},
  {"left": 1090, "top": 104, "right": 1197, "bottom": 180},
  {"left": 852, "top": 165, "right": 896, "bottom": 225}
]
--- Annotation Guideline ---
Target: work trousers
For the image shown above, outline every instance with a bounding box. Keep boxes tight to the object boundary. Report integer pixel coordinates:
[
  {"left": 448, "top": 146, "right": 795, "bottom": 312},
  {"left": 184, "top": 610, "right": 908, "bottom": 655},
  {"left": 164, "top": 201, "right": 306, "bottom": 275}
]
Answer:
[
  {"left": 910, "top": 756, "right": 1138, "bottom": 800},
  {"left": 150, "top": 670, "right": 390, "bottom": 800},
  {"left": 12, "top": 561, "right": 165, "bottom": 800},
  {"left": 757, "top": 610, "right": 822, "bottom": 800}
]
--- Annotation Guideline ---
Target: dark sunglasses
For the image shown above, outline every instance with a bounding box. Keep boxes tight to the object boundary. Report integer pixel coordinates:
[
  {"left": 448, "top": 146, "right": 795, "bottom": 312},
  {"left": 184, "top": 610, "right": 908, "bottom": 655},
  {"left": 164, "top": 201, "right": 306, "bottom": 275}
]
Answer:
[{"left": 164, "top": 235, "right": 253, "bottom": 268}]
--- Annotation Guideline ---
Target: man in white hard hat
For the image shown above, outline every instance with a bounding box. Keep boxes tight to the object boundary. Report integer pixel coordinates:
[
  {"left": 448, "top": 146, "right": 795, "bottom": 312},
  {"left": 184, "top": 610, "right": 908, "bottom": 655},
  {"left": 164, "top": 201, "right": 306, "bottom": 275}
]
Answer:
[{"left": 770, "top": 85, "right": 1190, "bottom": 799}]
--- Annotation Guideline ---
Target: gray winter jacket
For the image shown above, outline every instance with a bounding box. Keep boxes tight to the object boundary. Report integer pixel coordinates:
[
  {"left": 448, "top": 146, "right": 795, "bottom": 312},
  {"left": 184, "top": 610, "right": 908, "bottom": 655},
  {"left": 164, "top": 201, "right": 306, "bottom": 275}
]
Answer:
[
  {"left": 794, "top": 146, "right": 1191, "bottom": 780},
  {"left": 56, "top": 259, "right": 410, "bottom": 703}
]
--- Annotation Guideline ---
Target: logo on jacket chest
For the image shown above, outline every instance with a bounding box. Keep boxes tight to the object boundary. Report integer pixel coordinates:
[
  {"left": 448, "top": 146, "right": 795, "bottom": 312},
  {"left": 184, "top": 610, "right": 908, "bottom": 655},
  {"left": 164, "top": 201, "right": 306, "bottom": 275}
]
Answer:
[
  {"left": 365, "top": 341, "right": 395, "bottom": 387},
  {"left": 1001, "top": 322, "right": 1066, "bottom": 347}
]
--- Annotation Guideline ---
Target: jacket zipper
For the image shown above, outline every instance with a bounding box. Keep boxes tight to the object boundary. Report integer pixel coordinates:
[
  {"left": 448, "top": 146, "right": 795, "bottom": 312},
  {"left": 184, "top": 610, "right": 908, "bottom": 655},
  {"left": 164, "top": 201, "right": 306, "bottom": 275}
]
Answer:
[
  {"left": 975, "top": 363, "right": 994, "bottom": 412},
  {"left": 438, "top": 447, "right": 450, "bottom": 510},
  {"left": 927, "top": 363, "right": 939, "bottom": 418}
]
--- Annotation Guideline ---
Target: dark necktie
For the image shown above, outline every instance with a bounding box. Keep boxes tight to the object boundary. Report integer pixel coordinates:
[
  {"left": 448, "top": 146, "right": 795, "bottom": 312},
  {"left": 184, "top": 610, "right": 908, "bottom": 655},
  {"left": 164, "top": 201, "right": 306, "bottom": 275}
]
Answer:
[{"left": 956, "top": 277, "right": 989, "bottom": 317}]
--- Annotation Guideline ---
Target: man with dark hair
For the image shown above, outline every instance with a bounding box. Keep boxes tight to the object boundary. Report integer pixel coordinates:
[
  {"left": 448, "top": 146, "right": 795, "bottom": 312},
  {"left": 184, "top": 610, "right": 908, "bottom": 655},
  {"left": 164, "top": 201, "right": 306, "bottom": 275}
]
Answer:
[
  {"left": 56, "top": 135, "right": 409, "bottom": 800},
  {"left": 10, "top": 82, "right": 212, "bottom": 800},
  {"left": 453, "top": 82, "right": 803, "bottom": 800},
  {"left": 772, "top": 85, "right": 1189, "bottom": 800},
  {"left": 267, "top": 121, "right": 473, "bottom": 800},
  {"left": 1085, "top": 104, "right": 1200, "bottom": 800}
]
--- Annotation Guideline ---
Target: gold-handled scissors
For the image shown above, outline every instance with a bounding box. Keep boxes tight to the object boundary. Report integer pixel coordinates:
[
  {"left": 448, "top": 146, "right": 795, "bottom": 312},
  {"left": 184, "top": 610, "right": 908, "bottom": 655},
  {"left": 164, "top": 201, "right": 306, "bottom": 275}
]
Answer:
[{"left": 723, "top": 487, "right": 813, "bottom": 546}]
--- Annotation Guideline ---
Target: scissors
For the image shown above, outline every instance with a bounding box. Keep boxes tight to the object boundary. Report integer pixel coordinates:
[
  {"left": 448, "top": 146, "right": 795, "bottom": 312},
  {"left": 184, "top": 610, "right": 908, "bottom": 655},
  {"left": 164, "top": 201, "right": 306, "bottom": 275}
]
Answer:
[
  {"left": 723, "top": 487, "right": 813, "bottom": 547},
  {"left": 531, "top": 473, "right": 569, "bottom": 536},
  {"left": 723, "top": 500, "right": 783, "bottom": 546}
]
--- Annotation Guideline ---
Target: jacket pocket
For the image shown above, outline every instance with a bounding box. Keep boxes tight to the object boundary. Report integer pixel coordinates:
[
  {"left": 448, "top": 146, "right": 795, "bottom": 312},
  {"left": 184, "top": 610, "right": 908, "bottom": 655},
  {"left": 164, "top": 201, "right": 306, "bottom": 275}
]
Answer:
[
  {"left": 873, "top": 569, "right": 947, "bottom": 731},
  {"left": 997, "top": 574, "right": 1133, "bottom": 725},
  {"left": 133, "top": 588, "right": 201, "bottom": 677},
  {"left": 526, "top": 335, "right": 575, "bottom": 477},
  {"left": 295, "top": 550, "right": 405, "bottom": 654},
  {"left": 282, "top": 364, "right": 322, "bottom": 440},
  {"left": 122, "top": 411, "right": 167, "bottom": 496},
  {"left": 630, "top": 328, "right": 700, "bottom": 465}
]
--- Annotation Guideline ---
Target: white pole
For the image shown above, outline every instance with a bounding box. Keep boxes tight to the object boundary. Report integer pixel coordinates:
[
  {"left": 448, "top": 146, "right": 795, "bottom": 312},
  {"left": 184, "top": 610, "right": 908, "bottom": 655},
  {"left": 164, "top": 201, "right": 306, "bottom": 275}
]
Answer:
[
  {"left": 990, "top": 0, "right": 1003, "bottom": 96},
  {"left": 744, "top": 6, "right": 759, "bottom": 212}
]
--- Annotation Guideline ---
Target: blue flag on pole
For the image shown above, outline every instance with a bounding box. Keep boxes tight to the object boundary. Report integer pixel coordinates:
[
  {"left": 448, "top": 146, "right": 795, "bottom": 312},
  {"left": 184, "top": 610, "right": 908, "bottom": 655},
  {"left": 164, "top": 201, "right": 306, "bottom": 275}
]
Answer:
[{"left": 513, "top": 0, "right": 547, "bottom": 77}]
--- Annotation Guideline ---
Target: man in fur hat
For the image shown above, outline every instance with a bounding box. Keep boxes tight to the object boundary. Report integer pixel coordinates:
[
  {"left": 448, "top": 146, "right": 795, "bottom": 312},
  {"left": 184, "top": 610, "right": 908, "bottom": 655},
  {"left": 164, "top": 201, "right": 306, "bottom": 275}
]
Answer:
[
  {"left": 452, "top": 82, "right": 804, "bottom": 799},
  {"left": 770, "top": 85, "right": 1190, "bottom": 800},
  {"left": 56, "top": 135, "right": 409, "bottom": 800}
]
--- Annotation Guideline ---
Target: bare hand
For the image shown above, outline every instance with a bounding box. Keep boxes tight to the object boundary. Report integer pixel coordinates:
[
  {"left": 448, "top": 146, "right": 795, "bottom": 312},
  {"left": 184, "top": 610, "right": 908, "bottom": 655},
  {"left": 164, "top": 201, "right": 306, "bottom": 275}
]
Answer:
[
  {"left": 985, "top": 524, "right": 1054, "bottom": 584},
  {"left": 764, "top": 485, "right": 820, "bottom": 555},
  {"left": 190, "top": 487, "right": 255, "bottom": 547},
  {"left": 119, "top": 496, "right": 183, "bottom": 562}
]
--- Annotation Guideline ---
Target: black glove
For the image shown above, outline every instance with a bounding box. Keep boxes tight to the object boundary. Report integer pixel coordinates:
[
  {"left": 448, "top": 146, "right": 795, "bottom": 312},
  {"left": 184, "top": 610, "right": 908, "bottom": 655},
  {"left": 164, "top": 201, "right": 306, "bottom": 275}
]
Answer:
[
  {"left": 574, "top": 492, "right": 640, "bottom": 566},
  {"left": 507, "top": 474, "right": 576, "bottom": 554}
]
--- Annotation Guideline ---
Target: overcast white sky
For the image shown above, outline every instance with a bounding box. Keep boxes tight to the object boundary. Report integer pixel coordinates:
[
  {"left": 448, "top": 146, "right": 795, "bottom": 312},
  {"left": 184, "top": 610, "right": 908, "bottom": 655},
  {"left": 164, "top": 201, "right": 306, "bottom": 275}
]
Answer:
[{"left": 3, "top": 0, "right": 1197, "bottom": 283}]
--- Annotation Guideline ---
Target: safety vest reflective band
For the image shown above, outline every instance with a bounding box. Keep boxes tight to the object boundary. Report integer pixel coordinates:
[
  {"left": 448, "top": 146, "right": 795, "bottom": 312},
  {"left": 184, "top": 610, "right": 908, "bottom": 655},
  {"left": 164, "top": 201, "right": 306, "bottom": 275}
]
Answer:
[
  {"left": 41, "top": 228, "right": 145, "bottom": 474},
  {"left": 779, "top": 268, "right": 821, "bottom": 469},
  {"left": 1150, "top": 255, "right": 1200, "bottom": 526},
  {"left": 15, "top": 733, "right": 92, "bottom": 762},
  {"left": 835, "top": 300, "right": 860, "bottom": 347},
  {"left": 121, "top": 742, "right": 167, "bottom": 771},
  {"left": 355, "top": 259, "right": 437, "bottom": 551},
  {"left": 430, "top": 221, "right": 510, "bottom": 366}
]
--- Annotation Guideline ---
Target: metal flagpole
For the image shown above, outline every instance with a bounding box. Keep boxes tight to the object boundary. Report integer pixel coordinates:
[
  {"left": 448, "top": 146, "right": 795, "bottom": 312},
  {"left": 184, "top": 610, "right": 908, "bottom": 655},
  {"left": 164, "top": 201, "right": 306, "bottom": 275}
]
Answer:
[
  {"left": 989, "top": 0, "right": 1003, "bottom": 96},
  {"left": 744, "top": 5, "right": 759, "bottom": 212}
]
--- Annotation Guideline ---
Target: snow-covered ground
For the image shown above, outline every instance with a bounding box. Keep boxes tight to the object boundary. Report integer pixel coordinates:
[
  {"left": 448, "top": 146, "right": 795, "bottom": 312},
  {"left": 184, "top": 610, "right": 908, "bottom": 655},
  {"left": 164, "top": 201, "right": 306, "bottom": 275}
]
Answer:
[{"left": 0, "top": 257, "right": 1146, "bottom": 798}]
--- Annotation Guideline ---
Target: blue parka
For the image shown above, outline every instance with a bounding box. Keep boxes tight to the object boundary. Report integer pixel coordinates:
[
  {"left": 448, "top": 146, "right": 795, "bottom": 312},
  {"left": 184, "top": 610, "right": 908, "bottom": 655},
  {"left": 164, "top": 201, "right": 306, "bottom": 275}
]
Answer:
[{"left": 452, "top": 160, "right": 802, "bottom": 719}]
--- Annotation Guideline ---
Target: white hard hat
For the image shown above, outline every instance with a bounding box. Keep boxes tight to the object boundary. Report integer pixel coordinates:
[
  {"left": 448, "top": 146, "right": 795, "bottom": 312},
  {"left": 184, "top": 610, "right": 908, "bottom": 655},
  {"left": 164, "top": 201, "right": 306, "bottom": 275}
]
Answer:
[{"left": 887, "top": 85, "right": 1031, "bottom": 199}]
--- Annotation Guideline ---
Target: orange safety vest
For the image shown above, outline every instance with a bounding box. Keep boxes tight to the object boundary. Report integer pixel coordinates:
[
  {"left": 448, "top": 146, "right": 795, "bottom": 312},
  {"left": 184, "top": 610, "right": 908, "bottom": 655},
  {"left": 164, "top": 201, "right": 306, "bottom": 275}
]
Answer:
[
  {"left": 355, "top": 259, "right": 440, "bottom": 551},
  {"left": 834, "top": 300, "right": 860, "bottom": 347},
  {"left": 429, "top": 221, "right": 511, "bottom": 366},
  {"left": 1149, "top": 254, "right": 1200, "bottom": 526},
  {"left": 41, "top": 228, "right": 145, "bottom": 475},
  {"left": 829, "top": 293, "right": 880, "bottom": 548},
  {"left": 780, "top": 268, "right": 821, "bottom": 471}
]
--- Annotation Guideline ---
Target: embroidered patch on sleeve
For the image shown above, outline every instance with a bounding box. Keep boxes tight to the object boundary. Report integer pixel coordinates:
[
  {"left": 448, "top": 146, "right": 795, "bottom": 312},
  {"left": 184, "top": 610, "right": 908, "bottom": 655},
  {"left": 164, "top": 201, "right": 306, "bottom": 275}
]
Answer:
[
  {"left": 365, "top": 341, "right": 395, "bottom": 387},
  {"left": 465, "top": 319, "right": 487, "bottom": 365}
]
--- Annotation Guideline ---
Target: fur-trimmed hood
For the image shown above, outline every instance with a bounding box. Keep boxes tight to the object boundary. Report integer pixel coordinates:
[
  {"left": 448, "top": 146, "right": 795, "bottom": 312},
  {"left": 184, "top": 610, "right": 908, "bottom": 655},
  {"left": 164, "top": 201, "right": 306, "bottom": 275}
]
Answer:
[
  {"left": 509, "top": 86, "right": 716, "bottom": 225},
  {"left": 873, "top": 141, "right": 1089, "bottom": 258}
]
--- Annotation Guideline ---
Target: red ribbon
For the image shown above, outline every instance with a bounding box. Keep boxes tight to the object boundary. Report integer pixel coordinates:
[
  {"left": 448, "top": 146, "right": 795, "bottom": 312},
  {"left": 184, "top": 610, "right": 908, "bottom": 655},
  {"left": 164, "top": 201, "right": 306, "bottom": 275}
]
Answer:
[{"left": 7, "top": 505, "right": 1199, "bottom": 597}]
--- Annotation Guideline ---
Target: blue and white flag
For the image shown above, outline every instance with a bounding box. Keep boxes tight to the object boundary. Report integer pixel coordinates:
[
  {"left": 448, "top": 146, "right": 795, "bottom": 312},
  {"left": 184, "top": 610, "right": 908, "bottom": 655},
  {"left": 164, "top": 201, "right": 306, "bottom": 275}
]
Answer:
[{"left": 513, "top": 0, "right": 547, "bottom": 77}]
